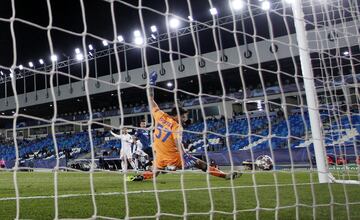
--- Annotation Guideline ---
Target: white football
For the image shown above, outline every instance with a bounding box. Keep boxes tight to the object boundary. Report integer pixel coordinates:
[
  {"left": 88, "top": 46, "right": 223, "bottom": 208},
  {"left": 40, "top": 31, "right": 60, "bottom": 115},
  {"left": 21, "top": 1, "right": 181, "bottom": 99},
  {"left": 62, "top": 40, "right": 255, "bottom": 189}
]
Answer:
[{"left": 255, "top": 155, "right": 273, "bottom": 170}]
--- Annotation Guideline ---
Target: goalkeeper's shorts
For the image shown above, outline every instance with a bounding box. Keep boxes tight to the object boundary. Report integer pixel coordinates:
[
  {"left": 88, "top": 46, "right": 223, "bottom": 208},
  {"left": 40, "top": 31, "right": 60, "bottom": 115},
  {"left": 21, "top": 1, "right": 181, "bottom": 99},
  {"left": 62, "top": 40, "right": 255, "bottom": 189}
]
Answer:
[{"left": 155, "top": 153, "right": 198, "bottom": 170}]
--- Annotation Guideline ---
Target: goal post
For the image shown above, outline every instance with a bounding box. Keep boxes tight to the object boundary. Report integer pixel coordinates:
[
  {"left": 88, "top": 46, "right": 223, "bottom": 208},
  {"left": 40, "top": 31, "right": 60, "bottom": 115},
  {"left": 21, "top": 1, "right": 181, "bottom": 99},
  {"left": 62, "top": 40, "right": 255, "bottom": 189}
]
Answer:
[{"left": 291, "top": 0, "right": 329, "bottom": 183}]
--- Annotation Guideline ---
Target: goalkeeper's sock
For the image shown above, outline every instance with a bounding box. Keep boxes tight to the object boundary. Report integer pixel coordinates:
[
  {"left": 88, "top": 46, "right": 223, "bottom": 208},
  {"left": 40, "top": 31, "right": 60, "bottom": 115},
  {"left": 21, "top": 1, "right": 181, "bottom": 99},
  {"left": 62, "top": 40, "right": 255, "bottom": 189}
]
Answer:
[
  {"left": 143, "top": 171, "right": 154, "bottom": 180},
  {"left": 209, "top": 166, "right": 226, "bottom": 178}
]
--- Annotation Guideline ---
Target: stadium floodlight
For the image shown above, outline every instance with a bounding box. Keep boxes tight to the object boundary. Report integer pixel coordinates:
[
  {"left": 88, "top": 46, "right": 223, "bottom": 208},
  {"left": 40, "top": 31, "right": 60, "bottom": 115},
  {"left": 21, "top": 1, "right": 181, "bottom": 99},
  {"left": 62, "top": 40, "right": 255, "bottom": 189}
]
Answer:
[
  {"left": 150, "top": 26, "right": 158, "bottom": 40},
  {"left": 150, "top": 25, "right": 157, "bottom": 33},
  {"left": 209, "top": 7, "right": 218, "bottom": 15},
  {"left": 9, "top": 69, "right": 13, "bottom": 76},
  {"left": 133, "top": 30, "right": 141, "bottom": 37},
  {"left": 261, "top": 1, "right": 270, "bottom": 10},
  {"left": 0, "top": 71, "right": 3, "bottom": 76},
  {"left": 88, "top": 44, "right": 93, "bottom": 50},
  {"left": 75, "top": 48, "right": 84, "bottom": 61},
  {"left": 102, "top": 40, "right": 108, "bottom": 46},
  {"left": 230, "top": 0, "right": 245, "bottom": 10},
  {"left": 166, "top": 81, "right": 173, "bottom": 88},
  {"left": 134, "top": 36, "right": 144, "bottom": 45},
  {"left": 169, "top": 18, "right": 180, "bottom": 29},
  {"left": 50, "top": 55, "right": 58, "bottom": 62},
  {"left": 117, "top": 35, "right": 124, "bottom": 42},
  {"left": 28, "top": 62, "right": 34, "bottom": 68},
  {"left": 76, "top": 53, "right": 84, "bottom": 61},
  {"left": 39, "top": 59, "right": 44, "bottom": 65},
  {"left": 343, "top": 51, "right": 349, "bottom": 56},
  {"left": 19, "top": 64, "right": 23, "bottom": 70},
  {"left": 133, "top": 30, "right": 144, "bottom": 45},
  {"left": 188, "top": 16, "right": 194, "bottom": 21}
]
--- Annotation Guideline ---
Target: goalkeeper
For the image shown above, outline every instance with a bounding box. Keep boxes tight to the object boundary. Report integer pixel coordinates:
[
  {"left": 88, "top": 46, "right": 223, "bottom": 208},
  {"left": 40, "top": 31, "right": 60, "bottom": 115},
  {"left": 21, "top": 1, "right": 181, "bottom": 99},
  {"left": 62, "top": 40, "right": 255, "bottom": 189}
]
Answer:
[{"left": 129, "top": 71, "right": 241, "bottom": 181}]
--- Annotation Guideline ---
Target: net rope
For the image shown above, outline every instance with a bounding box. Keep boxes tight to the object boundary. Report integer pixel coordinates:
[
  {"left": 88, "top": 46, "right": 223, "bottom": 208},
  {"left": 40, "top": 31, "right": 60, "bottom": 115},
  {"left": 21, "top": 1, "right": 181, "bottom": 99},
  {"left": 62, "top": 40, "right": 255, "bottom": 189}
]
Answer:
[{"left": 0, "top": 0, "right": 359, "bottom": 219}]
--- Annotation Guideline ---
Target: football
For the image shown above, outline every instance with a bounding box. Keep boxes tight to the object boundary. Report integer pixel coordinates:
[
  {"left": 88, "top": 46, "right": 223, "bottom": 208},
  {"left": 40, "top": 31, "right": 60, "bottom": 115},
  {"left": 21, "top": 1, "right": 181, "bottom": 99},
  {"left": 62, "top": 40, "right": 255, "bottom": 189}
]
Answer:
[{"left": 255, "top": 155, "right": 274, "bottom": 170}]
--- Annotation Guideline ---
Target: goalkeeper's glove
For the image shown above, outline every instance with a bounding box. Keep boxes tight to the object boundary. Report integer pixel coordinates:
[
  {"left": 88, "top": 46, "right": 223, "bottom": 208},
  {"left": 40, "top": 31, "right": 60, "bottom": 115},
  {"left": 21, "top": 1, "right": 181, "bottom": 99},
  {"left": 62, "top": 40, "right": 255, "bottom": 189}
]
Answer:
[
  {"left": 149, "top": 71, "right": 158, "bottom": 86},
  {"left": 126, "top": 174, "right": 144, "bottom": 182},
  {"left": 183, "top": 153, "right": 197, "bottom": 169}
]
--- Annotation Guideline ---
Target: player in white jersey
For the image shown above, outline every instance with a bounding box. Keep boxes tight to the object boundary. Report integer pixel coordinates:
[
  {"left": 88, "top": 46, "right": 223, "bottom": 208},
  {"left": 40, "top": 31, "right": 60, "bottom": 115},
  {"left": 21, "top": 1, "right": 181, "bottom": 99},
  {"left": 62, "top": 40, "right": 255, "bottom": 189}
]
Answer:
[
  {"left": 132, "top": 136, "right": 149, "bottom": 170},
  {"left": 110, "top": 128, "right": 136, "bottom": 172}
]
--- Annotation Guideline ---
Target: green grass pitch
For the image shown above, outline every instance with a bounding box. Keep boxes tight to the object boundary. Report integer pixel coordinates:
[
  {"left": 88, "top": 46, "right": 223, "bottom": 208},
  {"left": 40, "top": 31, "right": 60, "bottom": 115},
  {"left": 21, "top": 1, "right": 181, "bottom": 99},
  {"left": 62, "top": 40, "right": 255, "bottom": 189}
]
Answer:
[{"left": 0, "top": 171, "right": 360, "bottom": 219}]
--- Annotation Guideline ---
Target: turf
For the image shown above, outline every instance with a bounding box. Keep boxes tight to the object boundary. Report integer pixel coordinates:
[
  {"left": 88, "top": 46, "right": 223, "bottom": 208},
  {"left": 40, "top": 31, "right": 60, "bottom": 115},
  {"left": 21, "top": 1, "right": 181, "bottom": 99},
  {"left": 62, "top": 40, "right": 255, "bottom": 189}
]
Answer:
[{"left": 0, "top": 170, "right": 360, "bottom": 219}]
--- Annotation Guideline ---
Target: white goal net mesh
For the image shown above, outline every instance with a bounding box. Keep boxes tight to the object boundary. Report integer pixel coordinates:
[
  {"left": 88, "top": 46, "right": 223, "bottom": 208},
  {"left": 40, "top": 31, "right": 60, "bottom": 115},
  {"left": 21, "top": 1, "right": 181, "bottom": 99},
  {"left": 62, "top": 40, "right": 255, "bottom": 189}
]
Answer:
[{"left": 0, "top": 0, "right": 360, "bottom": 219}]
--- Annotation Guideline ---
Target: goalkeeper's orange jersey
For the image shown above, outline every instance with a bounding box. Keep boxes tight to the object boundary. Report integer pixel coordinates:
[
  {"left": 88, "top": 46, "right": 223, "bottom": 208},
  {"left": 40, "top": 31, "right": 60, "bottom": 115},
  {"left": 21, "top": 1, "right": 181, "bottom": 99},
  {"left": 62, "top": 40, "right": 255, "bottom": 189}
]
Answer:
[{"left": 152, "top": 106, "right": 182, "bottom": 169}]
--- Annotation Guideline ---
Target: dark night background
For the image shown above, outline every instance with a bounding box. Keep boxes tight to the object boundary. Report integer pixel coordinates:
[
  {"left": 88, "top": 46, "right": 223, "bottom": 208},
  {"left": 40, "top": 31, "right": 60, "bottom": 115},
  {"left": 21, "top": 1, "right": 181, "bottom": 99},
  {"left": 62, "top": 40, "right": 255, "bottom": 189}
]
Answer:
[{"left": 0, "top": 0, "right": 295, "bottom": 67}]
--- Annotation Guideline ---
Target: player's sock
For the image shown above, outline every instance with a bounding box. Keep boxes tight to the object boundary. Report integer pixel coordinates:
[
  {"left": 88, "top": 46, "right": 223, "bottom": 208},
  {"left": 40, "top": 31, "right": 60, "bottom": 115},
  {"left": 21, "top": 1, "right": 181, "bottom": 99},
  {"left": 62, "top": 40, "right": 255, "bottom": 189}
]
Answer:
[
  {"left": 134, "top": 159, "right": 139, "bottom": 170},
  {"left": 129, "top": 160, "right": 137, "bottom": 171},
  {"left": 121, "top": 160, "right": 127, "bottom": 172},
  {"left": 208, "top": 166, "right": 226, "bottom": 178},
  {"left": 225, "top": 171, "right": 242, "bottom": 180}
]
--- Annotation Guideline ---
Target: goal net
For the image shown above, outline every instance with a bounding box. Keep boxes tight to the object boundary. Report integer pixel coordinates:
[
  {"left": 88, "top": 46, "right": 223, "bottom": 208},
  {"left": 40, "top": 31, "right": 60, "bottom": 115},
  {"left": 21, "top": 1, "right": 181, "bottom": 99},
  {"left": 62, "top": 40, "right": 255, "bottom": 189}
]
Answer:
[{"left": 0, "top": 0, "right": 360, "bottom": 219}]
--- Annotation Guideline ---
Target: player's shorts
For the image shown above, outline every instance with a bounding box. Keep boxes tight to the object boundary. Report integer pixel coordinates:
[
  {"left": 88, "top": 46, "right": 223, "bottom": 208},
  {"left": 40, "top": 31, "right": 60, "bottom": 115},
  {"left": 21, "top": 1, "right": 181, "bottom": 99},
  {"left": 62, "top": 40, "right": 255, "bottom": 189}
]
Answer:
[
  {"left": 134, "top": 149, "right": 148, "bottom": 158},
  {"left": 120, "top": 148, "right": 133, "bottom": 160}
]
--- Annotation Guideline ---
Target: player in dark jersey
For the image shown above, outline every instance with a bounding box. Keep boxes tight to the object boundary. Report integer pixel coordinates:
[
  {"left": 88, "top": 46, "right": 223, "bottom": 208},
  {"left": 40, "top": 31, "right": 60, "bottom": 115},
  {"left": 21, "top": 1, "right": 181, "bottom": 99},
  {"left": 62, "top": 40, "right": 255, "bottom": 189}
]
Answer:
[{"left": 135, "top": 119, "right": 152, "bottom": 158}]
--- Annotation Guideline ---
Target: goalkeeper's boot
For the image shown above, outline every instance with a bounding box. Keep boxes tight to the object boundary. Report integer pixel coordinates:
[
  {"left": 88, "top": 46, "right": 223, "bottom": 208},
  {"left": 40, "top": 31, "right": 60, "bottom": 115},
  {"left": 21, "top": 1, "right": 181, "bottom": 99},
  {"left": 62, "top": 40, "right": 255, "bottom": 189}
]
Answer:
[
  {"left": 149, "top": 71, "right": 158, "bottom": 86},
  {"left": 225, "top": 171, "right": 242, "bottom": 180},
  {"left": 126, "top": 174, "right": 144, "bottom": 182}
]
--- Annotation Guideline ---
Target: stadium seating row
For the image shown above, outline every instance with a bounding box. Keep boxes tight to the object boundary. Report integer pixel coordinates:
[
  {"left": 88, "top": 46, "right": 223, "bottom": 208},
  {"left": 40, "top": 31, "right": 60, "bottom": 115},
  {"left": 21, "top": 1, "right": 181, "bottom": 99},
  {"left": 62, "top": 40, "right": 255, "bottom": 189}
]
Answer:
[{"left": 1, "top": 113, "right": 360, "bottom": 164}]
